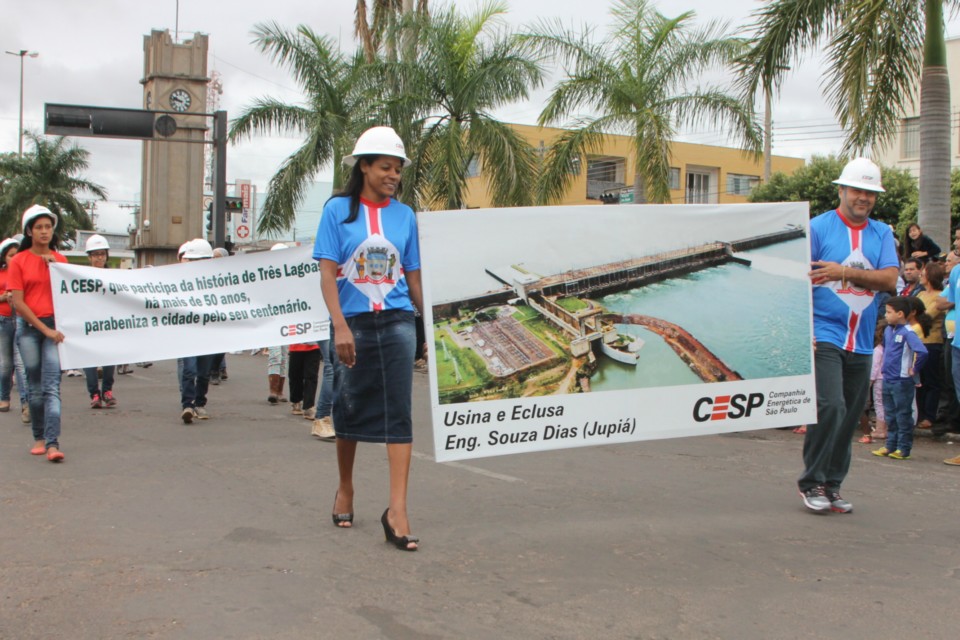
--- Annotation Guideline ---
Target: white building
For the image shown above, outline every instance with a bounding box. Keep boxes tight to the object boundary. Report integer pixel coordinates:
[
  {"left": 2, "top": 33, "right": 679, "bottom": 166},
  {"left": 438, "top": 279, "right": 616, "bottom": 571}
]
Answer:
[{"left": 874, "top": 36, "right": 960, "bottom": 175}]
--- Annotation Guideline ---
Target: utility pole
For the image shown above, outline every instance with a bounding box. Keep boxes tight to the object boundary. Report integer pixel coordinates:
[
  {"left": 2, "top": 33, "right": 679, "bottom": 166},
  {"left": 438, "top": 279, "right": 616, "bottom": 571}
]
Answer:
[
  {"left": 212, "top": 111, "right": 227, "bottom": 248},
  {"left": 5, "top": 49, "right": 39, "bottom": 157}
]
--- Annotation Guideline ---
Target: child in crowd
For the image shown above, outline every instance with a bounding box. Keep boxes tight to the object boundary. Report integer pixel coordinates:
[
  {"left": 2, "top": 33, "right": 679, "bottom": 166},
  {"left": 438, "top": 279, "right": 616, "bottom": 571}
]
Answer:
[
  {"left": 873, "top": 297, "right": 929, "bottom": 460},
  {"left": 862, "top": 323, "right": 886, "bottom": 444}
]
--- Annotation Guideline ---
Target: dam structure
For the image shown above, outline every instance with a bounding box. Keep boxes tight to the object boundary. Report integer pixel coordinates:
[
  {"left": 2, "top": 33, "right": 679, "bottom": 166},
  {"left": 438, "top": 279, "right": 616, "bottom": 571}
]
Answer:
[
  {"left": 489, "top": 226, "right": 805, "bottom": 301},
  {"left": 436, "top": 225, "right": 803, "bottom": 386}
]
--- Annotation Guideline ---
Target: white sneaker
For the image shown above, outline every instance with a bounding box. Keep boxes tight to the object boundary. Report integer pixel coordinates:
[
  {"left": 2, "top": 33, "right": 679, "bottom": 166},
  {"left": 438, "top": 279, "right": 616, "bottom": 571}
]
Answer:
[
  {"left": 291, "top": 401, "right": 303, "bottom": 415},
  {"left": 303, "top": 406, "right": 317, "bottom": 420},
  {"left": 311, "top": 416, "right": 335, "bottom": 441},
  {"left": 195, "top": 406, "right": 209, "bottom": 420}
]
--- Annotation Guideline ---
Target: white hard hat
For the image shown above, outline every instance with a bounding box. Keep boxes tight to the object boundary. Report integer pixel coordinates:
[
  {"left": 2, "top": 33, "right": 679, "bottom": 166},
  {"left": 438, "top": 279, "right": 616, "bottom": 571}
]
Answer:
[
  {"left": 0, "top": 237, "right": 21, "bottom": 258},
  {"left": 181, "top": 238, "right": 214, "bottom": 260},
  {"left": 85, "top": 234, "right": 110, "bottom": 253},
  {"left": 22, "top": 204, "right": 58, "bottom": 234},
  {"left": 833, "top": 157, "right": 885, "bottom": 193},
  {"left": 270, "top": 243, "right": 289, "bottom": 251},
  {"left": 343, "top": 126, "right": 410, "bottom": 167}
]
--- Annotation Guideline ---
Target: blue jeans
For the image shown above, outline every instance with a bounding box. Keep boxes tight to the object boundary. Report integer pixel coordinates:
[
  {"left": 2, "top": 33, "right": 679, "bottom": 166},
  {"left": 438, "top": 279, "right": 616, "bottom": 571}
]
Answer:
[
  {"left": 0, "top": 314, "right": 27, "bottom": 404},
  {"left": 84, "top": 365, "right": 115, "bottom": 397},
  {"left": 178, "top": 355, "right": 213, "bottom": 409},
  {"left": 316, "top": 339, "right": 334, "bottom": 418},
  {"left": 16, "top": 317, "right": 61, "bottom": 448},
  {"left": 883, "top": 379, "right": 917, "bottom": 456}
]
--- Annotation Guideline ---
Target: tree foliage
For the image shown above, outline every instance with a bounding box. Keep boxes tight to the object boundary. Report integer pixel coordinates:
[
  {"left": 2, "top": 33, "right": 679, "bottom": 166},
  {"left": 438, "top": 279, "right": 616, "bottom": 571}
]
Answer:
[
  {"left": 229, "top": 23, "right": 372, "bottom": 234},
  {"left": 523, "top": 0, "right": 761, "bottom": 204},
  {"left": 749, "top": 155, "right": 917, "bottom": 227},
  {"left": 372, "top": 1, "right": 545, "bottom": 210},
  {"left": 0, "top": 132, "right": 105, "bottom": 238}
]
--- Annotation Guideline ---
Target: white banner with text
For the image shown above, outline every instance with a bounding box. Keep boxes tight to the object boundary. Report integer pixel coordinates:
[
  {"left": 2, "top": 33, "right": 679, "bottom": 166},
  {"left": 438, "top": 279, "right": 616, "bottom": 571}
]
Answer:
[{"left": 51, "top": 245, "right": 328, "bottom": 369}]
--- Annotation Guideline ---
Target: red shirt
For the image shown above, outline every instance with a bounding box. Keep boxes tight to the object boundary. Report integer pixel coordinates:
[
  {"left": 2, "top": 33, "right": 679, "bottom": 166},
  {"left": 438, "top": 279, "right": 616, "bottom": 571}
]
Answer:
[
  {"left": 6, "top": 250, "right": 67, "bottom": 319},
  {"left": 0, "top": 269, "right": 12, "bottom": 317}
]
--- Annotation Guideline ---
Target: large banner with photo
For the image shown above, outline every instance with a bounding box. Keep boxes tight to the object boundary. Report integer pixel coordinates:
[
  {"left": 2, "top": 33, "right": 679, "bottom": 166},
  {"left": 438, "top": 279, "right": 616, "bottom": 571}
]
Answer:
[
  {"left": 51, "top": 245, "right": 328, "bottom": 369},
  {"left": 420, "top": 202, "right": 818, "bottom": 462}
]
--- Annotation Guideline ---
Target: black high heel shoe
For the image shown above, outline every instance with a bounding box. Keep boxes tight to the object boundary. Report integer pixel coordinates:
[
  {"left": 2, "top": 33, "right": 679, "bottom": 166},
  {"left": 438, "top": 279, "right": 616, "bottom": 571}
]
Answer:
[
  {"left": 380, "top": 508, "right": 418, "bottom": 551},
  {"left": 331, "top": 491, "right": 353, "bottom": 528}
]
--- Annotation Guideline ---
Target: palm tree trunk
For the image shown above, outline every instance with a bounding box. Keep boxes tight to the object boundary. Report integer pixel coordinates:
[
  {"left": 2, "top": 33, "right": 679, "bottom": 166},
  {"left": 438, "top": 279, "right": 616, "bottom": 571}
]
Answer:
[{"left": 918, "top": 0, "right": 951, "bottom": 249}]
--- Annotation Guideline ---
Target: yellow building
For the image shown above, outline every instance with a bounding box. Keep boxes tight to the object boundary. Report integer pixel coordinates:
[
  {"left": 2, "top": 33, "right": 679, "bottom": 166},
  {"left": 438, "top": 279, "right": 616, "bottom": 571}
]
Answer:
[{"left": 463, "top": 123, "right": 804, "bottom": 207}]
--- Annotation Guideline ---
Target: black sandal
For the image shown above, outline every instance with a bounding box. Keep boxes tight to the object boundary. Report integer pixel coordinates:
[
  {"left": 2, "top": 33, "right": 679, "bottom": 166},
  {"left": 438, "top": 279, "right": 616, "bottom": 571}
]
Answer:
[
  {"left": 332, "top": 492, "right": 353, "bottom": 528},
  {"left": 380, "top": 508, "right": 418, "bottom": 551}
]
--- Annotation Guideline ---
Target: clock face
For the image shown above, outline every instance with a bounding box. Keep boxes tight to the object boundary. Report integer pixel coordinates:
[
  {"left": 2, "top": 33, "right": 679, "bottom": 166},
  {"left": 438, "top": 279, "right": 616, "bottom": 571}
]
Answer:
[{"left": 169, "top": 89, "right": 191, "bottom": 112}]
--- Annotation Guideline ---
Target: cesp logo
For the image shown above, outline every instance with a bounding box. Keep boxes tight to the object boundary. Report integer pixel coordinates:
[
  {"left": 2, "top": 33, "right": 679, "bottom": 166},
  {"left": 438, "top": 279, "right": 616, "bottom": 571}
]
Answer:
[
  {"left": 692, "top": 393, "right": 765, "bottom": 422},
  {"left": 280, "top": 322, "right": 316, "bottom": 337}
]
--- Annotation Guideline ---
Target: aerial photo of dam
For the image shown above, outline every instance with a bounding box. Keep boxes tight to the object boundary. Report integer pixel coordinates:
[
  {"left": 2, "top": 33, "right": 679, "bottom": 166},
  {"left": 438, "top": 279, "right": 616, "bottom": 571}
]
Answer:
[{"left": 423, "top": 205, "right": 813, "bottom": 405}]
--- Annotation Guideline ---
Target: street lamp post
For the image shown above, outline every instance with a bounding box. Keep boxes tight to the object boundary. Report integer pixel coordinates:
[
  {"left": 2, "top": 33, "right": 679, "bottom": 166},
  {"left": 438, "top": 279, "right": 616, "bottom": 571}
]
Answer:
[{"left": 5, "top": 49, "right": 39, "bottom": 157}]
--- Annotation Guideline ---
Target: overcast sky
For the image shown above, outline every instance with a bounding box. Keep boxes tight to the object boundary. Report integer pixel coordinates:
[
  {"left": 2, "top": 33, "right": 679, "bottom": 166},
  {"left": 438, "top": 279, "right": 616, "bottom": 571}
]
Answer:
[{"left": 3, "top": 0, "right": 958, "bottom": 234}]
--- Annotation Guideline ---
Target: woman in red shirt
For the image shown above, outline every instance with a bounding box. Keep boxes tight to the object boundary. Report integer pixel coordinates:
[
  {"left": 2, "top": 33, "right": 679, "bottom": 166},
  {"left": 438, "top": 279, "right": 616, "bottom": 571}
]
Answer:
[
  {"left": 0, "top": 237, "right": 28, "bottom": 416},
  {"left": 7, "top": 205, "right": 68, "bottom": 462}
]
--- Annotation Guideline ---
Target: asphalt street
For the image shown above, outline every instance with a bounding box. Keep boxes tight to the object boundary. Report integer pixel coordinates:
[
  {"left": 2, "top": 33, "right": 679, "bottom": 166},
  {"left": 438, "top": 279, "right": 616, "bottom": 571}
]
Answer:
[{"left": 1, "top": 353, "right": 959, "bottom": 639}]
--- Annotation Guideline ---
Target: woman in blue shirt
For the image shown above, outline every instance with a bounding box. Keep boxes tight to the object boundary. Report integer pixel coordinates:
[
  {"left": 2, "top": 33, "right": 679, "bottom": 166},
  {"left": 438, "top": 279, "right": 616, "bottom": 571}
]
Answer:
[{"left": 313, "top": 126, "right": 424, "bottom": 551}]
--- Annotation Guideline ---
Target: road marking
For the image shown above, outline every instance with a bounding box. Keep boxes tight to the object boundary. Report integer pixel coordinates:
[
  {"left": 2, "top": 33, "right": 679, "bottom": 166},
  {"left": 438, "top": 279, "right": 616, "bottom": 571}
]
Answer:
[{"left": 411, "top": 450, "right": 521, "bottom": 482}]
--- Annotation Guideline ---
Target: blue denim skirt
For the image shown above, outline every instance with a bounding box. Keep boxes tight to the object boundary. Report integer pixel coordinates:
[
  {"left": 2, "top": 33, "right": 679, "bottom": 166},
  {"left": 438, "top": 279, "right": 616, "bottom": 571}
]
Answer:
[{"left": 332, "top": 310, "right": 415, "bottom": 443}]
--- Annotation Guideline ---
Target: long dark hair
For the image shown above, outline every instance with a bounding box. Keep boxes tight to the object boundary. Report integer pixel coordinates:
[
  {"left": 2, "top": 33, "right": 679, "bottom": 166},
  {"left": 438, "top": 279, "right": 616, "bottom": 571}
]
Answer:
[
  {"left": 19, "top": 215, "right": 60, "bottom": 252},
  {"left": 901, "top": 223, "right": 924, "bottom": 260},
  {"left": 325, "top": 155, "right": 402, "bottom": 224}
]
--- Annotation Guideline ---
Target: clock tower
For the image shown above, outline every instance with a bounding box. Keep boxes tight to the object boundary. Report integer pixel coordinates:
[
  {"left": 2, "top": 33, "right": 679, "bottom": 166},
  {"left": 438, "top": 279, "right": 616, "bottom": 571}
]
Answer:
[{"left": 138, "top": 30, "right": 209, "bottom": 265}]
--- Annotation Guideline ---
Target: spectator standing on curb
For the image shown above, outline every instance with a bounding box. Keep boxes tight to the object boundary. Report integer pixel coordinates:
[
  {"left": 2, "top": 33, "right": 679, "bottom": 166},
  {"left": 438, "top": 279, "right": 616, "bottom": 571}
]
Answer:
[
  {"left": 7, "top": 205, "right": 68, "bottom": 462},
  {"left": 81, "top": 235, "right": 118, "bottom": 409},
  {"left": 915, "top": 261, "right": 945, "bottom": 430},
  {"left": 799, "top": 158, "right": 898, "bottom": 514}
]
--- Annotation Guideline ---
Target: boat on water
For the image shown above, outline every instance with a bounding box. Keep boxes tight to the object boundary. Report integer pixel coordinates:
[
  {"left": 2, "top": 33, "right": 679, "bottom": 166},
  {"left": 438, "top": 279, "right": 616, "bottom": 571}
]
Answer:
[{"left": 600, "top": 333, "right": 644, "bottom": 365}]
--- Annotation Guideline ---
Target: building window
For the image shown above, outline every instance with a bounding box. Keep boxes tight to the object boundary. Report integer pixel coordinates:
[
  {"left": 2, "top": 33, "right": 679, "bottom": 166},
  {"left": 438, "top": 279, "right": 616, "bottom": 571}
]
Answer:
[
  {"left": 726, "top": 173, "right": 760, "bottom": 196},
  {"left": 687, "top": 171, "right": 711, "bottom": 204},
  {"left": 901, "top": 117, "right": 920, "bottom": 159},
  {"left": 586, "top": 156, "right": 625, "bottom": 199},
  {"left": 465, "top": 156, "right": 481, "bottom": 178},
  {"left": 670, "top": 167, "right": 681, "bottom": 190}
]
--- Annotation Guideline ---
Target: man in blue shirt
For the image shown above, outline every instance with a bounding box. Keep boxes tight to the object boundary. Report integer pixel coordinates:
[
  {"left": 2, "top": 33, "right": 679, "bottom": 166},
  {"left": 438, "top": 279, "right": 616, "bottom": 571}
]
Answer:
[{"left": 800, "top": 158, "right": 899, "bottom": 513}]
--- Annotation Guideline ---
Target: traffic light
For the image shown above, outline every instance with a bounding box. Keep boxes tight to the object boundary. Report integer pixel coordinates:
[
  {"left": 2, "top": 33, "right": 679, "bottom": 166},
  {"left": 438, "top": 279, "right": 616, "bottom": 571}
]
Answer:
[
  {"left": 206, "top": 202, "right": 213, "bottom": 232},
  {"left": 225, "top": 197, "right": 243, "bottom": 213},
  {"left": 45, "top": 103, "right": 178, "bottom": 139}
]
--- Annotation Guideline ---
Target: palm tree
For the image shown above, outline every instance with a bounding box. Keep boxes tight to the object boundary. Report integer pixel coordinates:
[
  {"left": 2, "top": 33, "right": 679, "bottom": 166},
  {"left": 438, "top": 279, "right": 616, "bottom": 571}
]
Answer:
[
  {"left": 229, "top": 23, "right": 370, "bottom": 234},
  {"left": 355, "top": 0, "right": 429, "bottom": 63},
  {"left": 380, "top": 1, "right": 545, "bottom": 210},
  {"left": 0, "top": 132, "right": 105, "bottom": 237},
  {"left": 737, "top": 0, "right": 953, "bottom": 247},
  {"left": 524, "top": 0, "right": 761, "bottom": 205}
]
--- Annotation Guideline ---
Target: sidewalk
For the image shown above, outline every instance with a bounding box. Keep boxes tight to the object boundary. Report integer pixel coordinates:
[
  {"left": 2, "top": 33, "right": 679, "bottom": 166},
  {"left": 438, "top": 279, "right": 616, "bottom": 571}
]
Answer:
[{"left": 2, "top": 353, "right": 960, "bottom": 639}]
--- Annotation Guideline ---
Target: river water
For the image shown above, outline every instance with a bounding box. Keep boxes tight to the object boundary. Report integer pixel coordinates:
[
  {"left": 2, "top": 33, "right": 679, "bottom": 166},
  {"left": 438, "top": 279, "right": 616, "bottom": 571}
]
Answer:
[{"left": 590, "top": 238, "right": 812, "bottom": 391}]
